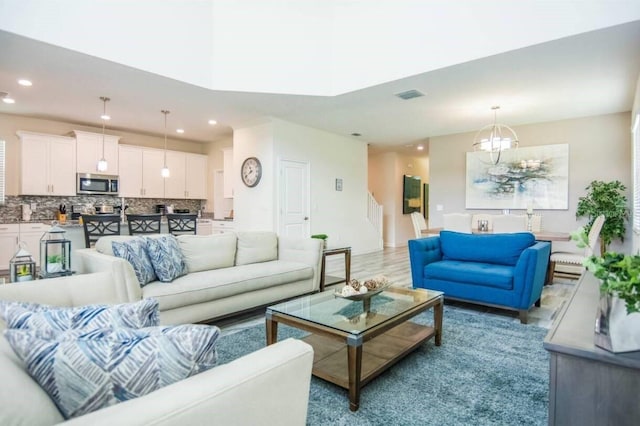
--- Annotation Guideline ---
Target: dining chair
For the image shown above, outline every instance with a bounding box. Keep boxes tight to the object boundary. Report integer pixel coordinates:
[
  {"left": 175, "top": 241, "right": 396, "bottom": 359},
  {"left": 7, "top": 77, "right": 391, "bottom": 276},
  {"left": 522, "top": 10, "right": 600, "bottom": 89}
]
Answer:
[
  {"left": 82, "top": 214, "right": 122, "bottom": 248},
  {"left": 492, "top": 215, "right": 528, "bottom": 233},
  {"left": 126, "top": 214, "right": 162, "bottom": 235},
  {"left": 166, "top": 213, "right": 198, "bottom": 235},
  {"left": 549, "top": 215, "right": 605, "bottom": 280},
  {"left": 442, "top": 213, "right": 472, "bottom": 233},
  {"left": 410, "top": 212, "right": 427, "bottom": 239}
]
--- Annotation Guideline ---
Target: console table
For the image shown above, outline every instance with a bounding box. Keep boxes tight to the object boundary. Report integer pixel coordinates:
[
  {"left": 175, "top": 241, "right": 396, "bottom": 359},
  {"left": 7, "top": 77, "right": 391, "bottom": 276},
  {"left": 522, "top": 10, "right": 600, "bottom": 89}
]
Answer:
[
  {"left": 319, "top": 246, "right": 351, "bottom": 292},
  {"left": 543, "top": 272, "right": 640, "bottom": 425}
]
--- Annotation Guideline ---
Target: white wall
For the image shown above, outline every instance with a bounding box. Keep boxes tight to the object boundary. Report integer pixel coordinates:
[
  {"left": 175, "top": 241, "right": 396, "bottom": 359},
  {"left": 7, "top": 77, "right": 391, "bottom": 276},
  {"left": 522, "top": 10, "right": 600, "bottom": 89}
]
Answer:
[
  {"left": 203, "top": 136, "right": 233, "bottom": 213},
  {"left": 632, "top": 73, "right": 640, "bottom": 254},
  {"left": 429, "top": 112, "right": 633, "bottom": 253},
  {"left": 233, "top": 117, "right": 379, "bottom": 254}
]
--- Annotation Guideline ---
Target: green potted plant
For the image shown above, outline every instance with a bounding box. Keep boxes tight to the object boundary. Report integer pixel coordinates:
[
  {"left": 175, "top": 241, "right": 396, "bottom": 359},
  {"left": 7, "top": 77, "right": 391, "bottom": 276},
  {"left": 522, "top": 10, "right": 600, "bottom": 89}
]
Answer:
[
  {"left": 578, "top": 227, "right": 640, "bottom": 352},
  {"left": 575, "top": 180, "right": 630, "bottom": 256},
  {"left": 311, "top": 234, "right": 328, "bottom": 249}
]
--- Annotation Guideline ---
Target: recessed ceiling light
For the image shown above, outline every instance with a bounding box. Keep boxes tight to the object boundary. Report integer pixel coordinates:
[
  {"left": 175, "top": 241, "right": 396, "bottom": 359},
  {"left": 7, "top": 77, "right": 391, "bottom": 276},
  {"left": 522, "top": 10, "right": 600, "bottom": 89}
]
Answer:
[
  {"left": 417, "top": 145, "right": 424, "bottom": 151},
  {"left": 17, "top": 79, "right": 32, "bottom": 87},
  {"left": 1, "top": 92, "right": 15, "bottom": 104},
  {"left": 100, "top": 114, "right": 111, "bottom": 120},
  {"left": 208, "top": 119, "right": 217, "bottom": 125},
  {"left": 176, "top": 129, "right": 185, "bottom": 134}
]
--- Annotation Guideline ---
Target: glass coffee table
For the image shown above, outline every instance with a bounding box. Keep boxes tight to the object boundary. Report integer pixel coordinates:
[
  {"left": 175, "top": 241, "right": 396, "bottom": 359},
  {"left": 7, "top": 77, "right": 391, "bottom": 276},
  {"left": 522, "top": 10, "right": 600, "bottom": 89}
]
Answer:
[{"left": 266, "top": 286, "right": 443, "bottom": 411}]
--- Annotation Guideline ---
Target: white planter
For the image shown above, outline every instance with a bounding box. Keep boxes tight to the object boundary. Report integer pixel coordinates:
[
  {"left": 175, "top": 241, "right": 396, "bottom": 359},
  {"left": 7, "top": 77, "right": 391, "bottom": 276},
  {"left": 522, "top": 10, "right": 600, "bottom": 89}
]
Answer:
[{"left": 595, "top": 294, "right": 640, "bottom": 353}]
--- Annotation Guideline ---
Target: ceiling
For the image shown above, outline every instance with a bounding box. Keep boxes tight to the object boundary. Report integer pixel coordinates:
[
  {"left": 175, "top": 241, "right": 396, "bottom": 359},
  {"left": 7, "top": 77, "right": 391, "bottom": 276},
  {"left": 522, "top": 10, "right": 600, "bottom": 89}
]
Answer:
[{"left": 0, "top": 17, "right": 639, "bottom": 154}]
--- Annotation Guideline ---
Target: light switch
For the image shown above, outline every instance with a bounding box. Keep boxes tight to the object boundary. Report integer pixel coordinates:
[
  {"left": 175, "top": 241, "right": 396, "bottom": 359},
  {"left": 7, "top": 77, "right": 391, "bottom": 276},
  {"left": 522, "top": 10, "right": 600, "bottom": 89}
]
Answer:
[{"left": 436, "top": 204, "right": 443, "bottom": 211}]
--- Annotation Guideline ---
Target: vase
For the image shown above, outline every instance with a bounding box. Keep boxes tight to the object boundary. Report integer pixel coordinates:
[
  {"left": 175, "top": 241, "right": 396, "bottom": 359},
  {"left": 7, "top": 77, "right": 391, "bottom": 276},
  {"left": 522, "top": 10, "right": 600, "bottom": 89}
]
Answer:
[{"left": 594, "top": 293, "right": 640, "bottom": 353}]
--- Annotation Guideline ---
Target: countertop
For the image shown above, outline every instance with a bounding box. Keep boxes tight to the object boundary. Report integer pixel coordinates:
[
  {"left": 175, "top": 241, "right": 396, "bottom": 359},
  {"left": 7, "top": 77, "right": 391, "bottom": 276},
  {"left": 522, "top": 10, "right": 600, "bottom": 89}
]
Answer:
[{"left": 1, "top": 218, "right": 215, "bottom": 229}]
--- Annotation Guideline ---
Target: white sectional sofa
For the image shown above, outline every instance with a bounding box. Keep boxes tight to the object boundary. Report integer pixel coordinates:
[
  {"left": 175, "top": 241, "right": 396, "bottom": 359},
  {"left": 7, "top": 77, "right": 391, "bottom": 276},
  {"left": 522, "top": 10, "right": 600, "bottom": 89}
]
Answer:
[
  {"left": 76, "top": 231, "right": 324, "bottom": 324},
  {"left": 0, "top": 272, "right": 314, "bottom": 425}
]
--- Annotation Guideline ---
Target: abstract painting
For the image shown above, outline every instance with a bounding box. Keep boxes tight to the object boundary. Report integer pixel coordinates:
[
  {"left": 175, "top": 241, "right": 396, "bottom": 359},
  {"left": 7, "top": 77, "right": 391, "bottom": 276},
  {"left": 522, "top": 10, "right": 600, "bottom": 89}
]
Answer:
[{"left": 465, "top": 144, "right": 569, "bottom": 210}]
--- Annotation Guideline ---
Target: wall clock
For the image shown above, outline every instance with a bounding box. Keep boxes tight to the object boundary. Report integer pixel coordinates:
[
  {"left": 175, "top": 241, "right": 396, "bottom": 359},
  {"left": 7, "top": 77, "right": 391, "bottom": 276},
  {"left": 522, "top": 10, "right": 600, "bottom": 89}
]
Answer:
[{"left": 241, "top": 157, "right": 262, "bottom": 187}]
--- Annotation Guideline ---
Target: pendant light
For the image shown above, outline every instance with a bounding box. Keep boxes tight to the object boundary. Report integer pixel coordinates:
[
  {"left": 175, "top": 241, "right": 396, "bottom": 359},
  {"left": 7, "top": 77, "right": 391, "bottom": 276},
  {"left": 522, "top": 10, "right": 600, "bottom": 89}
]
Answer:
[
  {"left": 97, "top": 96, "right": 110, "bottom": 172},
  {"left": 161, "top": 110, "right": 170, "bottom": 178},
  {"left": 472, "top": 106, "right": 519, "bottom": 165}
]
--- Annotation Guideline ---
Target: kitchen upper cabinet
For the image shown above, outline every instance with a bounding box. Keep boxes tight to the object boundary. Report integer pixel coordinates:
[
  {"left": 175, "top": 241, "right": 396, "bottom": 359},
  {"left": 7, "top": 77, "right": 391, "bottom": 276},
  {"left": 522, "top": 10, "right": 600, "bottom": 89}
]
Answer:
[
  {"left": 73, "top": 130, "right": 120, "bottom": 174},
  {"left": 119, "top": 145, "right": 165, "bottom": 198},
  {"left": 18, "top": 131, "right": 76, "bottom": 196},
  {"left": 223, "top": 148, "right": 234, "bottom": 198},
  {"left": 163, "top": 151, "right": 207, "bottom": 199}
]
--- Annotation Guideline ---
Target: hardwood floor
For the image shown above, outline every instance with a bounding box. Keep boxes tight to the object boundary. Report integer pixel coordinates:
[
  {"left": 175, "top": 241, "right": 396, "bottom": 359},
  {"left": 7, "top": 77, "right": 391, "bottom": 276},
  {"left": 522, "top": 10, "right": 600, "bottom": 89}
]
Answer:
[{"left": 219, "top": 247, "right": 577, "bottom": 334}]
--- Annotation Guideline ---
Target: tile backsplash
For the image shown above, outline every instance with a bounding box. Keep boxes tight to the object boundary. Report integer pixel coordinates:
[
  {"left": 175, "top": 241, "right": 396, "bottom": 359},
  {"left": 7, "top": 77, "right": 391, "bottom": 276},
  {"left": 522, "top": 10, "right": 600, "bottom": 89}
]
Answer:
[{"left": 0, "top": 195, "right": 204, "bottom": 223}]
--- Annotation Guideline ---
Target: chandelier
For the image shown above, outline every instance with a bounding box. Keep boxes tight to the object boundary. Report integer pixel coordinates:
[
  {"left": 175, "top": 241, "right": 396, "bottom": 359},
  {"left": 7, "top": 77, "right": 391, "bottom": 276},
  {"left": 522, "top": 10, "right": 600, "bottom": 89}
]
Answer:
[
  {"left": 472, "top": 106, "right": 519, "bottom": 165},
  {"left": 161, "top": 110, "right": 170, "bottom": 178},
  {"left": 97, "top": 96, "right": 110, "bottom": 172}
]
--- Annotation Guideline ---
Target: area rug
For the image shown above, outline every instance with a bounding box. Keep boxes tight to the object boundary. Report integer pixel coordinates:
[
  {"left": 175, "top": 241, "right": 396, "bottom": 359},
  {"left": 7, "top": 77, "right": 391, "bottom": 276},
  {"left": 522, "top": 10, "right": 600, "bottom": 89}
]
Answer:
[{"left": 216, "top": 305, "right": 549, "bottom": 426}]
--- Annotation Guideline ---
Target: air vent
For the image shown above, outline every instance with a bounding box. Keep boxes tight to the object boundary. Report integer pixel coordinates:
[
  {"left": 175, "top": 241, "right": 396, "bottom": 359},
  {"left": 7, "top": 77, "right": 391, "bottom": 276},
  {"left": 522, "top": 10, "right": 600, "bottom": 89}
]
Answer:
[{"left": 394, "top": 89, "right": 425, "bottom": 100}]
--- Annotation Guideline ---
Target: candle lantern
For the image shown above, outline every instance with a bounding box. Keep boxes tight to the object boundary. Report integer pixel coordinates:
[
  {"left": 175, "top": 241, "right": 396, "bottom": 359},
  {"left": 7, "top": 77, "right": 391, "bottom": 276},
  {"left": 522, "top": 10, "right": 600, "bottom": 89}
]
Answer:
[
  {"left": 39, "top": 222, "right": 72, "bottom": 278},
  {"left": 10, "top": 242, "right": 36, "bottom": 283}
]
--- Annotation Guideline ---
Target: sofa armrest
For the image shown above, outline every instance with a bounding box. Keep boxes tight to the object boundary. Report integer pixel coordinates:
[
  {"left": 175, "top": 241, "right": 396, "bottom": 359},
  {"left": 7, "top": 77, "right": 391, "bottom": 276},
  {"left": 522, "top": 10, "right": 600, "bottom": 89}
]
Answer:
[
  {"left": 61, "top": 338, "right": 314, "bottom": 426},
  {"left": 76, "top": 249, "right": 142, "bottom": 303},
  {"left": 408, "top": 237, "right": 442, "bottom": 288},
  {"left": 278, "top": 237, "right": 323, "bottom": 291},
  {"left": 514, "top": 241, "right": 551, "bottom": 308}
]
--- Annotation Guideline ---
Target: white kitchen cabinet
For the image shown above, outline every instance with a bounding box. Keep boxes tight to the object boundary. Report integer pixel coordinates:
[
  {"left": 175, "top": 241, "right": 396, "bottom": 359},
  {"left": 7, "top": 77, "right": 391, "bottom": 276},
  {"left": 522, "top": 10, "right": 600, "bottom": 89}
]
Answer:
[
  {"left": 196, "top": 220, "right": 212, "bottom": 235},
  {"left": 160, "top": 151, "right": 207, "bottom": 199},
  {"left": 212, "top": 220, "right": 235, "bottom": 234},
  {"left": 222, "top": 148, "right": 234, "bottom": 198},
  {"left": 73, "top": 130, "right": 120, "bottom": 174},
  {"left": 18, "top": 131, "right": 76, "bottom": 196},
  {"left": 0, "top": 223, "right": 47, "bottom": 270},
  {"left": 118, "top": 145, "right": 165, "bottom": 198}
]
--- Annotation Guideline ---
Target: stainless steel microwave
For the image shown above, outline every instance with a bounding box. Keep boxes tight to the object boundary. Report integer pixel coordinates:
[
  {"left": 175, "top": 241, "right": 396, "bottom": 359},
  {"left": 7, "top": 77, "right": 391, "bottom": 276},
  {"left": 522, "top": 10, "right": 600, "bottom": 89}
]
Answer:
[{"left": 76, "top": 173, "right": 119, "bottom": 195}]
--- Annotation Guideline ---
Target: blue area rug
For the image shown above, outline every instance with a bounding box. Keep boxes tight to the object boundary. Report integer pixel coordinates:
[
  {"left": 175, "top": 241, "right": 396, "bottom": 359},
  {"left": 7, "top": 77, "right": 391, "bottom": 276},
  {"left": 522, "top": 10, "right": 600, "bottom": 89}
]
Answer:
[{"left": 216, "top": 305, "right": 549, "bottom": 425}]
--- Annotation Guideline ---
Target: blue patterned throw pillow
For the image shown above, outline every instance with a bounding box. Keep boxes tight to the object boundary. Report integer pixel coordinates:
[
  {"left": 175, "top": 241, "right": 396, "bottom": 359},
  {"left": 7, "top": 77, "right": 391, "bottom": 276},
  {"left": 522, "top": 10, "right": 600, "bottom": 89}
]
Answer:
[
  {"left": 145, "top": 235, "right": 187, "bottom": 282},
  {"left": 0, "top": 299, "right": 159, "bottom": 335},
  {"left": 4, "top": 324, "right": 220, "bottom": 419},
  {"left": 112, "top": 237, "right": 157, "bottom": 286}
]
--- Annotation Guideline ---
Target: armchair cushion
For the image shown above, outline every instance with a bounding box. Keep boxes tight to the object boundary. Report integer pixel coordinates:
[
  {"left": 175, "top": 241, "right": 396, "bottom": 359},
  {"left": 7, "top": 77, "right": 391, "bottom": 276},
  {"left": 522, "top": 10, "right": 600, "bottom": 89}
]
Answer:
[
  {"left": 4, "top": 323, "right": 220, "bottom": 419},
  {"left": 440, "top": 230, "right": 535, "bottom": 266},
  {"left": 425, "top": 260, "right": 514, "bottom": 290}
]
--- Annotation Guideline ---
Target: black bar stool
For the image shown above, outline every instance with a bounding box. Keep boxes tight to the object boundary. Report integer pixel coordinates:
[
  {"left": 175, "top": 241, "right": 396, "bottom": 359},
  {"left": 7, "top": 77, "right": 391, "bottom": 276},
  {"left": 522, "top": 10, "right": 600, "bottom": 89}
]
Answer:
[
  {"left": 126, "top": 214, "right": 162, "bottom": 235},
  {"left": 166, "top": 213, "right": 198, "bottom": 236},
  {"left": 82, "top": 215, "right": 122, "bottom": 248}
]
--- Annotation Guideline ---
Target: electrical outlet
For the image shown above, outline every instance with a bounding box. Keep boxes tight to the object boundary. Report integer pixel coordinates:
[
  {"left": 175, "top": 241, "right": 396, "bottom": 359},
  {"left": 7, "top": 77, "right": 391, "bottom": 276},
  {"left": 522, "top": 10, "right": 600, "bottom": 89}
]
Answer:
[
  {"left": 30, "top": 203, "right": 37, "bottom": 211},
  {"left": 436, "top": 204, "right": 443, "bottom": 211}
]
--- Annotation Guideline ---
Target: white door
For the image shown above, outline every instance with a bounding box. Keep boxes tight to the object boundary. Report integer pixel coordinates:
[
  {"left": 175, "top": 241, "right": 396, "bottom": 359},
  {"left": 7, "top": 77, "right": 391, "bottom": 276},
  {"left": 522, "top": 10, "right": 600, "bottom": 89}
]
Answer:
[{"left": 279, "top": 160, "right": 310, "bottom": 238}]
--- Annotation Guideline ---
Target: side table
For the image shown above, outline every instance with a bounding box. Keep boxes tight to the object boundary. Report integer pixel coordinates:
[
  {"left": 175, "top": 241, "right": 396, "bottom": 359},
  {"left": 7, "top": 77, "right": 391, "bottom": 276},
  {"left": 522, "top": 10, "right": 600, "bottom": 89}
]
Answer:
[{"left": 320, "top": 246, "right": 351, "bottom": 292}]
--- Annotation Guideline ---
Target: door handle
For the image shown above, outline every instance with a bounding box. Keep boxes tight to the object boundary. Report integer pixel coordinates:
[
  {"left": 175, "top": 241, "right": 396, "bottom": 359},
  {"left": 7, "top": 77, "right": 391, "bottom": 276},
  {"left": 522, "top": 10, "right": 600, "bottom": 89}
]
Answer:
[{"left": 304, "top": 217, "right": 309, "bottom": 220}]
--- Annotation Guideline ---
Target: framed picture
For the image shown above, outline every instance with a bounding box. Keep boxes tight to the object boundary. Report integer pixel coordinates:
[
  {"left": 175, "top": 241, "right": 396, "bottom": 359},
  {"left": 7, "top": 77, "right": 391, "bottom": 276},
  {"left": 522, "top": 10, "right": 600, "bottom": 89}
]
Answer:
[
  {"left": 465, "top": 144, "right": 569, "bottom": 210},
  {"left": 403, "top": 175, "right": 421, "bottom": 214},
  {"left": 335, "top": 178, "right": 343, "bottom": 191}
]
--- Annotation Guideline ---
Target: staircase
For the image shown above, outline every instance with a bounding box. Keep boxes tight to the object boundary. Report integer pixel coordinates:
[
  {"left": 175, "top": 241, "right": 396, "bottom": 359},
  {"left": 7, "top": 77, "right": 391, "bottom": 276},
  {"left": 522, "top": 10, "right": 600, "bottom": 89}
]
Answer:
[{"left": 367, "top": 191, "right": 384, "bottom": 250}]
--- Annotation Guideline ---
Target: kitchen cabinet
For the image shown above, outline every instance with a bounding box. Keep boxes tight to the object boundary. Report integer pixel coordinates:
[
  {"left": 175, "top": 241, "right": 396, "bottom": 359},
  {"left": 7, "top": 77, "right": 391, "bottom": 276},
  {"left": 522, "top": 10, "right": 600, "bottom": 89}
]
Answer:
[
  {"left": 222, "top": 148, "right": 234, "bottom": 198},
  {"left": 158, "top": 151, "right": 207, "bottom": 200},
  {"left": 73, "top": 130, "right": 120, "bottom": 174},
  {"left": 197, "top": 220, "right": 213, "bottom": 235},
  {"left": 0, "top": 223, "right": 48, "bottom": 270},
  {"left": 118, "top": 145, "right": 165, "bottom": 198},
  {"left": 212, "top": 220, "right": 235, "bottom": 234},
  {"left": 18, "top": 131, "right": 76, "bottom": 196}
]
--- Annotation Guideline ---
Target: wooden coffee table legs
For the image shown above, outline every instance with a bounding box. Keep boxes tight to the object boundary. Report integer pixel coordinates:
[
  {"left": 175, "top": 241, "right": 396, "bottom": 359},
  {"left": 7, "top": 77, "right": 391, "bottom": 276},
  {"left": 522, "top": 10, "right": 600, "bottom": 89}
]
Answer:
[{"left": 347, "top": 342, "right": 363, "bottom": 411}]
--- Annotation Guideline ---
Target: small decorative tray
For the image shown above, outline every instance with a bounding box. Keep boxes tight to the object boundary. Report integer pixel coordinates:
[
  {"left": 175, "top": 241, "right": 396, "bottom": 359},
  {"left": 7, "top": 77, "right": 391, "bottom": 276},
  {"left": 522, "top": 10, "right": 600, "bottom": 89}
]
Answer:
[{"left": 334, "top": 281, "right": 392, "bottom": 301}]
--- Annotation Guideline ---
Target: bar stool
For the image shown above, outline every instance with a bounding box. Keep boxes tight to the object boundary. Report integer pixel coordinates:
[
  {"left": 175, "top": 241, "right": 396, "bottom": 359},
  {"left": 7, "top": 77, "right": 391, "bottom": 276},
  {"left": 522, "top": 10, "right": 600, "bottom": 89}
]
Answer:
[
  {"left": 82, "top": 215, "right": 121, "bottom": 248},
  {"left": 166, "top": 213, "right": 198, "bottom": 235},
  {"left": 126, "top": 214, "right": 162, "bottom": 235}
]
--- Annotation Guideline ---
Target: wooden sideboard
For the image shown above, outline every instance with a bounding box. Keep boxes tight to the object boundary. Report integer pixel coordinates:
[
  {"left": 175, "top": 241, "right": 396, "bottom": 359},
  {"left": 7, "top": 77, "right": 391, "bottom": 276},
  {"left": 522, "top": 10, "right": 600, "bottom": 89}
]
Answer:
[{"left": 543, "top": 272, "right": 640, "bottom": 425}]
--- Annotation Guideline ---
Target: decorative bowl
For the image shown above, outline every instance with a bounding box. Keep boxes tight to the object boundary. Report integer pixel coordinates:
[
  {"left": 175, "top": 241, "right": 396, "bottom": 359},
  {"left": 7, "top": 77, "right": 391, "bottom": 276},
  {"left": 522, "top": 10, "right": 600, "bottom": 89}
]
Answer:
[{"left": 334, "top": 282, "right": 392, "bottom": 301}]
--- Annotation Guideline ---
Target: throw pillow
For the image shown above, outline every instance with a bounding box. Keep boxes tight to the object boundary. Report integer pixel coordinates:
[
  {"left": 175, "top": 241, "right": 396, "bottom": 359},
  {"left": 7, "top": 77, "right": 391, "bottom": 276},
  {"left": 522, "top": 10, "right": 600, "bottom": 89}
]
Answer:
[
  {"left": 112, "top": 237, "right": 157, "bottom": 286},
  {"left": 235, "top": 231, "right": 278, "bottom": 265},
  {"left": 0, "top": 299, "right": 159, "bottom": 335},
  {"left": 4, "top": 323, "right": 220, "bottom": 419},
  {"left": 145, "top": 235, "right": 187, "bottom": 282}
]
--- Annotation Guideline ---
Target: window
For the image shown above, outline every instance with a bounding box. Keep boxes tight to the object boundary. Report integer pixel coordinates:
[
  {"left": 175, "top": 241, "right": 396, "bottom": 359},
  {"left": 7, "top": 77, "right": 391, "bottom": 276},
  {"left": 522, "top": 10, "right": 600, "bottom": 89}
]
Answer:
[
  {"left": 0, "top": 140, "right": 5, "bottom": 205},
  {"left": 633, "top": 114, "right": 640, "bottom": 234}
]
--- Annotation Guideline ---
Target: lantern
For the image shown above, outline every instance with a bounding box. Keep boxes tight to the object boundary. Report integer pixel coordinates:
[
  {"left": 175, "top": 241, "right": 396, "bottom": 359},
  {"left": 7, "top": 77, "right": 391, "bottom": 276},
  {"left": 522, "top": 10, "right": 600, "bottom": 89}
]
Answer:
[
  {"left": 39, "top": 222, "right": 72, "bottom": 278},
  {"left": 10, "top": 242, "right": 36, "bottom": 283}
]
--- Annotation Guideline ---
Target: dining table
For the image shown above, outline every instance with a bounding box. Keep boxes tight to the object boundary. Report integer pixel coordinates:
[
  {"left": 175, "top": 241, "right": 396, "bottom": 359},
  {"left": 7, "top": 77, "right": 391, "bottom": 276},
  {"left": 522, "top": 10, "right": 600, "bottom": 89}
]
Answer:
[{"left": 421, "top": 228, "right": 571, "bottom": 242}]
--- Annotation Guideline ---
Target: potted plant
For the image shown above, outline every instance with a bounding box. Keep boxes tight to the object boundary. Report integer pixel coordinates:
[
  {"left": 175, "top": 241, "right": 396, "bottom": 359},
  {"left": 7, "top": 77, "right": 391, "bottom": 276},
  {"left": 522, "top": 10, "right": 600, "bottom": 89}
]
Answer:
[
  {"left": 575, "top": 180, "right": 630, "bottom": 256},
  {"left": 311, "top": 234, "right": 328, "bottom": 249},
  {"left": 580, "top": 234, "right": 640, "bottom": 352}
]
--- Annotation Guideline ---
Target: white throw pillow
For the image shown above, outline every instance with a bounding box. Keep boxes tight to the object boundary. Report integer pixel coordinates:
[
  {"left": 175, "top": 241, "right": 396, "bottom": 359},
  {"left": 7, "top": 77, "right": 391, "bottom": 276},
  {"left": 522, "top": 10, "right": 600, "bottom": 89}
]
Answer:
[
  {"left": 235, "top": 231, "right": 278, "bottom": 265},
  {"left": 177, "top": 233, "right": 237, "bottom": 272}
]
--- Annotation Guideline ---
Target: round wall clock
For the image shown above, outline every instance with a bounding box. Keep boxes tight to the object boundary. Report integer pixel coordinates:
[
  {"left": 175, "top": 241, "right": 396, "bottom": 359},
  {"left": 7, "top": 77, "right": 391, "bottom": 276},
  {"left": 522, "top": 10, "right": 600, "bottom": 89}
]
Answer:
[{"left": 241, "top": 156, "right": 262, "bottom": 187}]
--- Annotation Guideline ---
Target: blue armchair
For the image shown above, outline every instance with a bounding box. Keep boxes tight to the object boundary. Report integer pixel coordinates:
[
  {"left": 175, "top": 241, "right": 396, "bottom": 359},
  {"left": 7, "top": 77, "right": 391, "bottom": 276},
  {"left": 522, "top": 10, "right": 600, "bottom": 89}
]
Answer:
[{"left": 408, "top": 231, "right": 551, "bottom": 323}]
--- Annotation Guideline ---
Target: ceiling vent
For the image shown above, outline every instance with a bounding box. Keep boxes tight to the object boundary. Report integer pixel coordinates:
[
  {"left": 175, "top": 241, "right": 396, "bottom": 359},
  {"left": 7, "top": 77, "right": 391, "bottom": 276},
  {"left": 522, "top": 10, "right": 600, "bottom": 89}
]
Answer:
[{"left": 394, "top": 89, "right": 425, "bottom": 100}]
